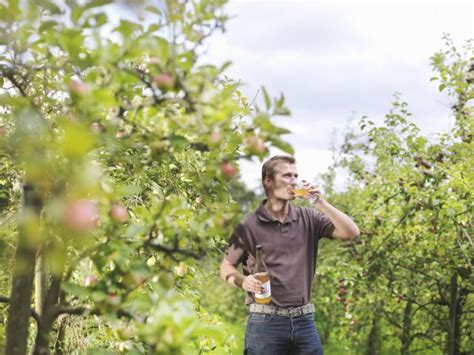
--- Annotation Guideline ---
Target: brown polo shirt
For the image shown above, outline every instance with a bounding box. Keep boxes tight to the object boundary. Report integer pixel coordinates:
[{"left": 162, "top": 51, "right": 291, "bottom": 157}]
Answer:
[{"left": 224, "top": 199, "right": 335, "bottom": 307}]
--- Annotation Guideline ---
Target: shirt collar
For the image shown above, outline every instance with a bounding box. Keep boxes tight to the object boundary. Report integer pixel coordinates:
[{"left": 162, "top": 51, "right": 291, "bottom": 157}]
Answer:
[{"left": 256, "top": 199, "right": 299, "bottom": 224}]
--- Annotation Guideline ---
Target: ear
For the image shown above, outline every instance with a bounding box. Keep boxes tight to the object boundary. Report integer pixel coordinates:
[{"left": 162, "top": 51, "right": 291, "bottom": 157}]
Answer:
[{"left": 263, "top": 176, "right": 272, "bottom": 191}]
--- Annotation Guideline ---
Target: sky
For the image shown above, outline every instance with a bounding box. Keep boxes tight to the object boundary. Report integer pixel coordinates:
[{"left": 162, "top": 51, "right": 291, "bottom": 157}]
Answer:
[{"left": 201, "top": 0, "right": 473, "bottom": 192}]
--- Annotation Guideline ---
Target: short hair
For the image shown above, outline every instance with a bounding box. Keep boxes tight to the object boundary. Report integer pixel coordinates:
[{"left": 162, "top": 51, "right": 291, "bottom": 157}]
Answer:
[{"left": 261, "top": 155, "right": 296, "bottom": 195}]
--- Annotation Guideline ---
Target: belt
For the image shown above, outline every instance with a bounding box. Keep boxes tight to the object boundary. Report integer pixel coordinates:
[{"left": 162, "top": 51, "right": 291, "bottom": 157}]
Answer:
[{"left": 248, "top": 303, "right": 315, "bottom": 318}]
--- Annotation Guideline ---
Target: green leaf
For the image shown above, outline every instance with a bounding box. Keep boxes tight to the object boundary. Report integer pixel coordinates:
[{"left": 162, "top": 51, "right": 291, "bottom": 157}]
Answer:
[
  {"left": 5, "top": 0, "right": 21, "bottom": 21},
  {"left": 169, "top": 134, "right": 189, "bottom": 150},
  {"left": 36, "top": 0, "right": 61, "bottom": 14},
  {"left": 59, "top": 122, "right": 95, "bottom": 158},
  {"left": 84, "top": 0, "right": 113, "bottom": 11},
  {"left": 269, "top": 138, "right": 294, "bottom": 155},
  {"left": 115, "top": 19, "right": 141, "bottom": 39},
  {"left": 261, "top": 86, "right": 271, "bottom": 111},
  {"left": 145, "top": 5, "right": 162, "bottom": 15},
  {"left": 62, "top": 282, "right": 90, "bottom": 298},
  {"left": 219, "top": 61, "right": 232, "bottom": 73},
  {"left": 126, "top": 223, "right": 146, "bottom": 239},
  {"left": 273, "top": 107, "right": 291, "bottom": 116},
  {"left": 38, "top": 20, "right": 57, "bottom": 33},
  {"left": 92, "top": 88, "right": 117, "bottom": 108},
  {"left": 58, "top": 29, "right": 84, "bottom": 59}
]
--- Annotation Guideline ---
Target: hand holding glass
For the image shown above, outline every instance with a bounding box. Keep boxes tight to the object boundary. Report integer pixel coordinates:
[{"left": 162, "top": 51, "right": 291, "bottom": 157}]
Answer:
[{"left": 291, "top": 181, "right": 321, "bottom": 203}]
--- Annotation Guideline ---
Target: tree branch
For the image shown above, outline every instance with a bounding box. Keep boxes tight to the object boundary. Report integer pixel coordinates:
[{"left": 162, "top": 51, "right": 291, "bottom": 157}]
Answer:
[
  {"left": 0, "top": 295, "right": 41, "bottom": 325},
  {"left": 53, "top": 305, "right": 144, "bottom": 322},
  {"left": 1, "top": 66, "right": 54, "bottom": 136},
  {"left": 144, "top": 238, "right": 202, "bottom": 261}
]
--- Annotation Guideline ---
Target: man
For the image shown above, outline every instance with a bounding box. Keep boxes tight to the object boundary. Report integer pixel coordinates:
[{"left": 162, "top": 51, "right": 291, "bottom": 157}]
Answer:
[{"left": 220, "top": 155, "right": 359, "bottom": 354}]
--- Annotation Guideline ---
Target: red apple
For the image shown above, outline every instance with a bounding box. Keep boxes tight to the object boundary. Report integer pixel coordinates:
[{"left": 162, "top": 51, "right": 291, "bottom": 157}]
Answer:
[
  {"left": 106, "top": 293, "right": 121, "bottom": 307},
  {"left": 69, "top": 79, "right": 90, "bottom": 95},
  {"left": 109, "top": 204, "right": 129, "bottom": 223},
  {"left": 245, "top": 135, "right": 266, "bottom": 154},
  {"left": 122, "top": 272, "right": 144, "bottom": 288},
  {"left": 0, "top": 127, "right": 6, "bottom": 136},
  {"left": 220, "top": 161, "right": 237, "bottom": 178},
  {"left": 84, "top": 274, "right": 98, "bottom": 287},
  {"left": 338, "top": 287, "right": 347, "bottom": 295},
  {"left": 90, "top": 122, "right": 104, "bottom": 133},
  {"left": 117, "top": 326, "right": 134, "bottom": 340},
  {"left": 63, "top": 199, "right": 99, "bottom": 233},
  {"left": 153, "top": 73, "right": 175, "bottom": 91},
  {"left": 148, "top": 57, "right": 160, "bottom": 65},
  {"left": 209, "top": 131, "right": 222, "bottom": 146},
  {"left": 115, "top": 129, "right": 127, "bottom": 138}
]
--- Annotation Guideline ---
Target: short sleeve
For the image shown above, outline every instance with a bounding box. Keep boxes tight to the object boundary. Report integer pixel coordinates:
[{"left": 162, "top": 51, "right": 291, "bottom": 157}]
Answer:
[
  {"left": 224, "top": 223, "right": 249, "bottom": 266},
  {"left": 312, "top": 209, "right": 336, "bottom": 240}
]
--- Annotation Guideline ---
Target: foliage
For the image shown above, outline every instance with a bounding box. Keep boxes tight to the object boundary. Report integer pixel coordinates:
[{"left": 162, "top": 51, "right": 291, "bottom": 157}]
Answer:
[
  {"left": 313, "top": 35, "right": 473, "bottom": 354},
  {"left": 0, "top": 0, "right": 293, "bottom": 353}
]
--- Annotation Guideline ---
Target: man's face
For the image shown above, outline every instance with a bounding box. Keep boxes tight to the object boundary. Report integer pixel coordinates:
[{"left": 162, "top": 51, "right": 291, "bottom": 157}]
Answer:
[{"left": 265, "top": 162, "right": 298, "bottom": 201}]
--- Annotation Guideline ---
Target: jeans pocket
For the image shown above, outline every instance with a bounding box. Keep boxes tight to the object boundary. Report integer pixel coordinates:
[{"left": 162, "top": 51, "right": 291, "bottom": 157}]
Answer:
[
  {"left": 248, "top": 312, "right": 274, "bottom": 323},
  {"left": 303, "top": 313, "right": 314, "bottom": 321}
]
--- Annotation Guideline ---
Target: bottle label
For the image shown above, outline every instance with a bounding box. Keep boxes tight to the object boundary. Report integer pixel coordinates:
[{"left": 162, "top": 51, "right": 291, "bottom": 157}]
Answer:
[{"left": 255, "top": 280, "right": 271, "bottom": 299}]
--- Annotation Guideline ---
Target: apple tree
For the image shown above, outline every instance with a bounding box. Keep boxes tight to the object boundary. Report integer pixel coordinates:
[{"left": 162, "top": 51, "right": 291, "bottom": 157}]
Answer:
[
  {"left": 0, "top": 0, "right": 293, "bottom": 353},
  {"left": 313, "top": 36, "right": 473, "bottom": 354}
]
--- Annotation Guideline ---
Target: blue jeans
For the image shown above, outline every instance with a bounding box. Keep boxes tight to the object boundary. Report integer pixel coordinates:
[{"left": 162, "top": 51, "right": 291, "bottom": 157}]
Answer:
[{"left": 244, "top": 312, "right": 324, "bottom": 354}]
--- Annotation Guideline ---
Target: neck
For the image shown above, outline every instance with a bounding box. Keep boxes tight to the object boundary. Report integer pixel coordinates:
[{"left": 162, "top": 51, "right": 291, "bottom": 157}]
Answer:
[{"left": 264, "top": 197, "right": 290, "bottom": 222}]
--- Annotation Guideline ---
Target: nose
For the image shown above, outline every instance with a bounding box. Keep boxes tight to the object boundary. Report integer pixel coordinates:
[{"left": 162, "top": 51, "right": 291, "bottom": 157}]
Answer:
[{"left": 289, "top": 177, "right": 297, "bottom": 185}]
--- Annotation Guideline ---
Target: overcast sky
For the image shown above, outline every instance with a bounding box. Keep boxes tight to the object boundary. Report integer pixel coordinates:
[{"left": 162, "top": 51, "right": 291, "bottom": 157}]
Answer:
[{"left": 202, "top": 0, "right": 473, "bottom": 192}]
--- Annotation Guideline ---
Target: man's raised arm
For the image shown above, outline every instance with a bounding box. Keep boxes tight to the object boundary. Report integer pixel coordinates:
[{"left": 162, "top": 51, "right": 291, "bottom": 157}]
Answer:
[{"left": 316, "top": 199, "right": 360, "bottom": 240}]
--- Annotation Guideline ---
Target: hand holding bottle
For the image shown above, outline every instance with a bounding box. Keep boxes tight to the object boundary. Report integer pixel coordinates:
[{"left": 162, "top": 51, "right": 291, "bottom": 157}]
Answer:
[{"left": 242, "top": 274, "right": 264, "bottom": 293}]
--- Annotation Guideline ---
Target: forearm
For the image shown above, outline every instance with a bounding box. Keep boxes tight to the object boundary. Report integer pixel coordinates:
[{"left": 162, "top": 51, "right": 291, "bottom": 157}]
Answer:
[
  {"left": 315, "top": 199, "right": 360, "bottom": 239},
  {"left": 220, "top": 261, "right": 245, "bottom": 288}
]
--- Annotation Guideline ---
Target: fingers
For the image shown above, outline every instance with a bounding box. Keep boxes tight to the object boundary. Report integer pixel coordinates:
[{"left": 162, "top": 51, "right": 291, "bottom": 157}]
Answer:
[
  {"left": 302, "top": 182, "right": 320, "bottom": 195},
  {"left": 243, "top": 275, "right": 263, "bottom": 293}
]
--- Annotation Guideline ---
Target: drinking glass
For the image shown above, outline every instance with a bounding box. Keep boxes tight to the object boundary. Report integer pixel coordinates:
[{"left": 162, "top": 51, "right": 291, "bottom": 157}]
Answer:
[{"left": 291, "top": 181, "right": 321, "bottom": 203}]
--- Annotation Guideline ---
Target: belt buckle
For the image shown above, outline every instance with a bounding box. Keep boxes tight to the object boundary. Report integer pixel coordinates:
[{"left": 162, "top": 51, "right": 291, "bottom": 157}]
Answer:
[{"left": 288, "top": 307, "right": 302, "bottom": 318}]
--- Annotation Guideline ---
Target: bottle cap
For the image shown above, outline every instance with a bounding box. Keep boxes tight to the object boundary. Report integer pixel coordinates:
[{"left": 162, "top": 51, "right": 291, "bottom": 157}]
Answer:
[{"left": 256, "top": 244, "right": 262, "bottom": 250}]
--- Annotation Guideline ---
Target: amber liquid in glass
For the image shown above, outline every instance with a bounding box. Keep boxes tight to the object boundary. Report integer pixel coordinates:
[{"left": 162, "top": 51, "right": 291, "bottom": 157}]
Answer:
[
  {"left": 254, "top": 272, "right": 271, "bottom": 304},
  {"left": 292, "top": 188, "right": 311, "bottom": 198},
  {"left": 254, "top": 245, "right": 271, "bottom": 304}
]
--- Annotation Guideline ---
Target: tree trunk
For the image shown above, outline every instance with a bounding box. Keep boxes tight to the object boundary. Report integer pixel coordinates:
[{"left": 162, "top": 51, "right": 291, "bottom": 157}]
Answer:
[
  {"left": 33, "top": 314, "right": 53, "bottom": 355},
  {"left": 35, "top": 247, "right": 47, "bottom": 316},
  {"left": 447, "top": 271, "right": 469, "bottom": 355},
  {"left": 400, "top": 299, "right": 413, "bottom": 355},
  {"left": 33, "top": 240, "right": 65, "bottom": 355},
  {"left": 6, "top": 184, "right": 42, "bottom": 355},
  {"left": 366, "top": 315, "right": 381, "bottom": 355}
]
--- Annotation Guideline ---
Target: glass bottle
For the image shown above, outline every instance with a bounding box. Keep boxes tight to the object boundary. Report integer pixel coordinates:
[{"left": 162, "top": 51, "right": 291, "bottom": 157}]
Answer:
[{"left": 254, "top": 244, "right": 271, "bottom": 304}]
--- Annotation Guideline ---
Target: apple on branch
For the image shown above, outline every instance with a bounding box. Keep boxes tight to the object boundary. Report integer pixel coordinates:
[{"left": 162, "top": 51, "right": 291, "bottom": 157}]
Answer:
[
  {"left": 69, "top": 79, "right": 90, "bottom": 96},
  {"left": 245, "top": 135, "right": 267, "bottom": 155},
  {"left": 109, "top": 204, "right": 129, "bottom": 223},
  {"left": 220, "top": 160, "right": 237, "bottom": 179},
  {"left": 84, "top": 274, "right": 99, "bottom": 287},
  {"left": 153, "top": 73, "right": 175, "bottom": 91},
  {"left": 208, "top": 130, "right": 222, "bottom": 147},
  {"left": 63, "top": 199, "right": 100, "bottom": 233}
]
